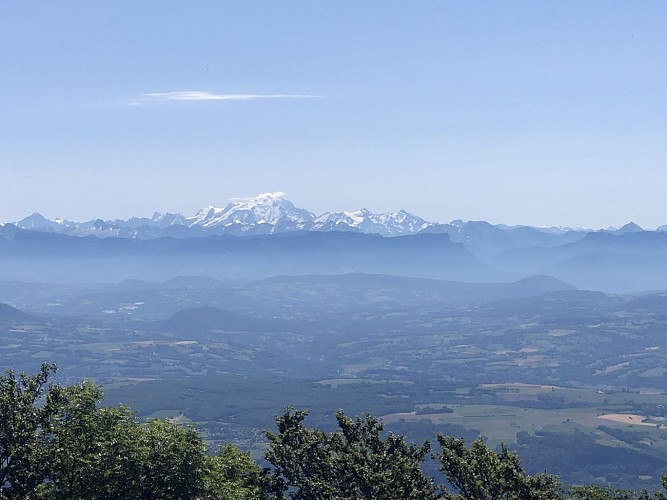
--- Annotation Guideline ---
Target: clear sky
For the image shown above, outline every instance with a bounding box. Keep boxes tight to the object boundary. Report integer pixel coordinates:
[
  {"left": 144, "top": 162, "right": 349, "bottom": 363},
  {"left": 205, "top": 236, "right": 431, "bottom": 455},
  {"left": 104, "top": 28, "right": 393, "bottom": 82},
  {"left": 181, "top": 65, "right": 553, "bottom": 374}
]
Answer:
[{"left": 1, "top": 1, "right": 665, "bottom": 228}]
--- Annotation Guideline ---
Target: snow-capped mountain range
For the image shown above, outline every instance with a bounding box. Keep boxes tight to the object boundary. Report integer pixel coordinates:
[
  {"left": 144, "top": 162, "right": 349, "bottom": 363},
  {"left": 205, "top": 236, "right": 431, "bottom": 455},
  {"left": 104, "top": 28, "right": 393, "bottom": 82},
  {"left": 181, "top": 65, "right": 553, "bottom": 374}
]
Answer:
[
  {"left": 4, "top": 192, "right": 661, "bottom": 240},
  {"left": 313, "top": 208, "right": 431, "bottom": 235},
  {"left": 7, "top": 192, "right": 439, "bottom": 238}
]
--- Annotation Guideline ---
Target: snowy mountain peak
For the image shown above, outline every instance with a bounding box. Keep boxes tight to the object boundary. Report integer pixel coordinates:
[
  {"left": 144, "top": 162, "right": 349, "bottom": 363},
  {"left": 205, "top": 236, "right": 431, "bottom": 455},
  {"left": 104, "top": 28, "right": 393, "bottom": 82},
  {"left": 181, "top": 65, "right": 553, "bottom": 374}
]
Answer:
[
  {"left": 187, "top": 193, "right": 316, "bottom": 233},
  {"left": 14, "top": 192, "right": 659, "bottom": 241},
  {"left": 234, "top": 191, "right": 286, "bottom": 204},
  {"left": 150, "top": 212, "right": 187, "bottom": 228},
  {"left": 313, "top": 208, "right": 433, "bottom": 236}
]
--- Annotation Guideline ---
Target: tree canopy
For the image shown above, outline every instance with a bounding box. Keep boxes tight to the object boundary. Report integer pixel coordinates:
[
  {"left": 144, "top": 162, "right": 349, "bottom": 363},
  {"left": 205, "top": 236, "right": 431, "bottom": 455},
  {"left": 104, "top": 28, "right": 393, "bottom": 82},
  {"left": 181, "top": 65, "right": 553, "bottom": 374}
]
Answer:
[
  {"left": 263, "top": 408, "right": 435, "bottom": 499},
  {"left": 1, "top": 365, "right": 666, "bottom": 499}
]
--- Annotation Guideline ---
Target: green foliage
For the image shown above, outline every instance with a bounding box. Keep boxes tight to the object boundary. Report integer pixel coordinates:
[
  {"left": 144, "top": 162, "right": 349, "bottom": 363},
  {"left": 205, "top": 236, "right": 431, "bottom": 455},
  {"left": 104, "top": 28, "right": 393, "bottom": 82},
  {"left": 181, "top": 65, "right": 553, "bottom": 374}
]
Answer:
[
  {"left": 263, "top": 407, "right": 435, "bottom": 499},
  {"left": 37, "top": 380, "right": 140, "bottom": 499},
  {"left": 203, "top": 444, "right": 262, "bottom": 500},
  {"left": 263, "top": 408, "right": 340, "bottom": 498},
  {"left": 436, "top": 435, "right": 561, "bottom": 500},
  {"left": 0, "top": 363, "right": 60, "bottom": 499},
  {"left": 33, "top": 379, "right": 209, "bottom": 500},
  {"left": 0, "top": 366, "right": 260, "bottom": 499},
  {"left": 659, "top": 476, "right": 667, "bottom": 500},
  {"left": 135, "top": 418, "right": 207, "bottom": 499},
  {"left": 4, "top": 365, "right": 667, "bottom": 500},
  {"left": 566, "top": 484, "right": 652, "bottom": 499}
]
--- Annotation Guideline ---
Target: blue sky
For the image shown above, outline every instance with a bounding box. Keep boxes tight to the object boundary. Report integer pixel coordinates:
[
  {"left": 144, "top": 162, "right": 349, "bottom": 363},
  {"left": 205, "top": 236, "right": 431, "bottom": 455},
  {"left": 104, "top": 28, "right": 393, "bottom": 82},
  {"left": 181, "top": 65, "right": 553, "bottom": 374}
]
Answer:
[{"left": 1, "top": 1, "right": 665, "bottom": 228}]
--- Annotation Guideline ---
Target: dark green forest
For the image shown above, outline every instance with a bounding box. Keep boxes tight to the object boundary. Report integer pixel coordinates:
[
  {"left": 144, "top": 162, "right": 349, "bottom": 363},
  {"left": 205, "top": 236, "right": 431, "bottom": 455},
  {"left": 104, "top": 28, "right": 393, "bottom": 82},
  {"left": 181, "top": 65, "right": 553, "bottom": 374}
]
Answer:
[{"left": 2, "top": 365, "right": 667, "bottom": 500}]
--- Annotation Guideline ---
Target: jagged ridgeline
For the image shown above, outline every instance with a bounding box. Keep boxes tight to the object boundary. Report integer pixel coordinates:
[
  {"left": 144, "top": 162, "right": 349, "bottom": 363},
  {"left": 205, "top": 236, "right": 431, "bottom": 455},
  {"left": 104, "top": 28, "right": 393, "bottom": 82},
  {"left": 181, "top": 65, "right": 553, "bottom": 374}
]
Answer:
[{"left": 2, "top": 193, "right": 667, "bottom": 291}]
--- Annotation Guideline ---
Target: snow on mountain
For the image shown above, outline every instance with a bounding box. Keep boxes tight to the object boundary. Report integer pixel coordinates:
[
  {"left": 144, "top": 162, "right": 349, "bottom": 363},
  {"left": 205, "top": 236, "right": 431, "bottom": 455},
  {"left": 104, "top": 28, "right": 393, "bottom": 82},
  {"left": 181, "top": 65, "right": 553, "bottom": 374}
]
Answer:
[
  {"left": 372, "top": 209, "right": 434, "bottom": 234},
  {"left": 186, "top": 192, "right": 315, "bottom": 233},
  {"left": 313, "top": 208, "right": 433, "bottom": 236},
  {"left": 15, "top": 211, "right": 189, "bottom": 238},
  {"left": 151, "top": 212, "right": 188, "bottom": 228},
  {"left": 103, "top": 212, "right": 187, "bottom": 230},
  {"left": 11, "top": 193, "right": 662, "bottom": 240}
]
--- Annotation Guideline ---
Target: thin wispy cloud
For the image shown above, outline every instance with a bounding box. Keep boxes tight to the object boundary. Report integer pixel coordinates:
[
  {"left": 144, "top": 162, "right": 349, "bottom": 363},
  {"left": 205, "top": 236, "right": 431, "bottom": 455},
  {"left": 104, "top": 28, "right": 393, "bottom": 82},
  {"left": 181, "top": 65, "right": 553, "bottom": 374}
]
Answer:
[{"left": 133, "top": 91, "right": 322, "bottom": 104}]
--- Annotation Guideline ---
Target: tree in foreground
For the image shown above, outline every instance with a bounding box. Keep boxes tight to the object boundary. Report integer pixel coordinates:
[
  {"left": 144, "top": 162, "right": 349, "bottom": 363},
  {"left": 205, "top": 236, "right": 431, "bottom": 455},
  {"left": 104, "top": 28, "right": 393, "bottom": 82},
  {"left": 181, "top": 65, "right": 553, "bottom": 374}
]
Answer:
[
  {"left": 0, "top": 366, "right": 259, "bottom": 499},
  {"left": 435, "top": 435, "right": 561, "bottom": 500},
  {"left": 203, "top": 443, "right": 262, "bottom": 500},
  {"left": 3, "top": 365, "right": 667, "bottom": 499},
  {"left": 567, "top": 485, "right": 655, "bottom": 500},
  {"left": 37, "top": 380, "right": 141, "bottom": 499},
  {"left": 263, "top": 407, "right": 435, "bottom": 499},
  {"left": 0, "top": 363, "right": 61, "bottom": 499}
]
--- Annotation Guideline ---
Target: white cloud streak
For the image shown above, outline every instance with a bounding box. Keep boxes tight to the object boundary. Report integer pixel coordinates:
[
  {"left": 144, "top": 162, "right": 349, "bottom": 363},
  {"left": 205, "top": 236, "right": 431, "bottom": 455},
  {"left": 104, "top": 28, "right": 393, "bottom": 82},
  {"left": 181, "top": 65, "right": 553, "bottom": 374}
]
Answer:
[{"left": 138, "top": 91, "right": 322, "bottom": 103}]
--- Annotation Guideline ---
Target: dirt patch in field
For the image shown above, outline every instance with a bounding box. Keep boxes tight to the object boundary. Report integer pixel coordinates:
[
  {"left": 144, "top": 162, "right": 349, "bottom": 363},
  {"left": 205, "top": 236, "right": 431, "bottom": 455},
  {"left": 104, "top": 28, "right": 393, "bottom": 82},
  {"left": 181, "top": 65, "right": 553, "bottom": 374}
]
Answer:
[{"left": 597, "top": 414, "right": 656, "bottom": 427}]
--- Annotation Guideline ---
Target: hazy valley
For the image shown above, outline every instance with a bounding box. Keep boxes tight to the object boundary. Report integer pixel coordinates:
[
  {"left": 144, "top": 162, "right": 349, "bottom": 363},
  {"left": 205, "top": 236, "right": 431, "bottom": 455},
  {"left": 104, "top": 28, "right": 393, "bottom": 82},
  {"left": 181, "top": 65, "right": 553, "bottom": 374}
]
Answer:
[{"left": 2, "top": 195, "right": 667, "bottom": 490}]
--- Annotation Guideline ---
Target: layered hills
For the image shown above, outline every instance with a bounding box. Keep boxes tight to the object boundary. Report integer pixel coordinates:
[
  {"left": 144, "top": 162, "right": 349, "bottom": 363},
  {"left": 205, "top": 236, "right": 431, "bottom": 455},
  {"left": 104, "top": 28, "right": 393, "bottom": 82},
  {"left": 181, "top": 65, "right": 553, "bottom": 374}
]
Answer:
[{"left": 1, "top": 193, "right": 665, "bottom": 292}]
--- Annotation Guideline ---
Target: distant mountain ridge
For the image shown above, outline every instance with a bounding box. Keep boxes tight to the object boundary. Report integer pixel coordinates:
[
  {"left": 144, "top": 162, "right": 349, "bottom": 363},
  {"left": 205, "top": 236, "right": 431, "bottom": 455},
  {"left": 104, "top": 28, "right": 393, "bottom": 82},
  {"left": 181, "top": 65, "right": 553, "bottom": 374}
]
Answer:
[
  {"left": 4, "top": 192, "right": 656, "bottom": 242},
  {"left": 312, "top": 208, "right": 432, "bottom": 235},
  {"left": 0, "top": 303, "right": 36, "bottom": 323},
  {"left": 2, "top": 217, "right": 667, "bottom": 292},
  {"left": 0, "top": 229, "right": 501, "bottom": 284},
  {"left": 8, "top": 192, "right": 435, "bottom": 238},
  {"left": 5, "top": 193, "right": 667, "bottom": 292}
]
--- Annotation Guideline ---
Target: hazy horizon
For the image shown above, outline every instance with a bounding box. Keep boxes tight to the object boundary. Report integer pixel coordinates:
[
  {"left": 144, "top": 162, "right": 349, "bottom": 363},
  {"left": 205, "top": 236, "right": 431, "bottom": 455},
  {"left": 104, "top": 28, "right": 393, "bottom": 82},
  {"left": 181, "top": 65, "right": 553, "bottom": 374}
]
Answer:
[
  {"left": 3, "top": 191, "right": 662, "bottom": 231},
  {"left": 2, "top": 1, "right": 665, "bottom": 228}
]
